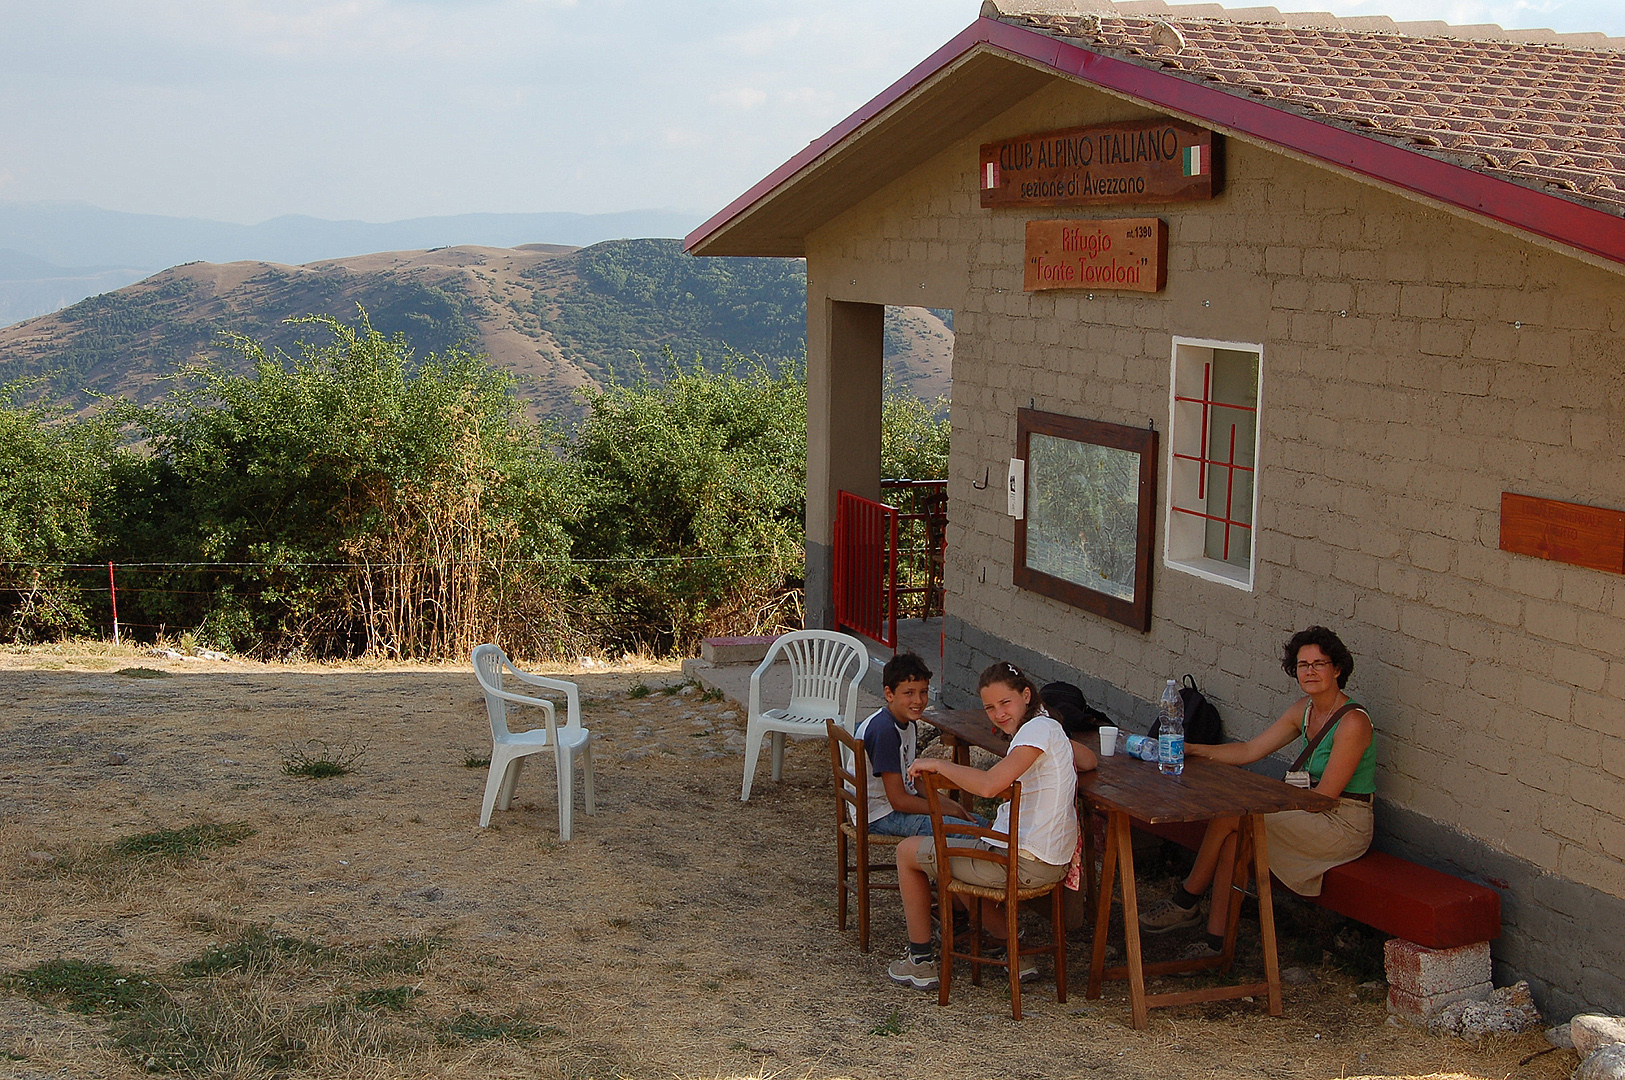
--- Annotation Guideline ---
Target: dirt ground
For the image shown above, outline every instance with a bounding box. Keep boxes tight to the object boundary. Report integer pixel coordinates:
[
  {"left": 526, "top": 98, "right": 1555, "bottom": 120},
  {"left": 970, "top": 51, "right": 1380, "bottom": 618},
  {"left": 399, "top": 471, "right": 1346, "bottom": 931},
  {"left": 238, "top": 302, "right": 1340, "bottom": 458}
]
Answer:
[{"left": 0, "top": 643, "right": 1578, "bottom": 1080}]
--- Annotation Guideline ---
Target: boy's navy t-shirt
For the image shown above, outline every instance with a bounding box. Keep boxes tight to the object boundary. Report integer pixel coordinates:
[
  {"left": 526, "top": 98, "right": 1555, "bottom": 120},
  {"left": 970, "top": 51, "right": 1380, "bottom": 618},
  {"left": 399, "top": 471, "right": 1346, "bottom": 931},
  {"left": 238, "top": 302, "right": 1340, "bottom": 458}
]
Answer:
[{"left": 853, "top": 706, "right": 917, "bottom": 824}]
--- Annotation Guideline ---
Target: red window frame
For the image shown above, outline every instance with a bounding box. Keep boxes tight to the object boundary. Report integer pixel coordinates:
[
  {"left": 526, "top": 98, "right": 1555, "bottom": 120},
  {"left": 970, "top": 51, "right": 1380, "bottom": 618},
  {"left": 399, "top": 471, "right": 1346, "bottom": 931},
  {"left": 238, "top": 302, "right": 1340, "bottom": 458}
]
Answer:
[{"left": 1172, "top": 359, "right": 1256, "bottom": 563}]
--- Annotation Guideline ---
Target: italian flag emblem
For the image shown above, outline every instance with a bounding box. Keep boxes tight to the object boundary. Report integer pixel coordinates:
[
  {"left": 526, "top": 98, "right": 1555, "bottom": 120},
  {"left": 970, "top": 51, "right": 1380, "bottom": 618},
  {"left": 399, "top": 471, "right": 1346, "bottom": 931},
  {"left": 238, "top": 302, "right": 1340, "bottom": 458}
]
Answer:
[
  {"left": 1182, "top": 145, "right": 1205, "bottom": 177},
  {"left": 982, "top": 161, "right": 1001, "bottom": 189}
]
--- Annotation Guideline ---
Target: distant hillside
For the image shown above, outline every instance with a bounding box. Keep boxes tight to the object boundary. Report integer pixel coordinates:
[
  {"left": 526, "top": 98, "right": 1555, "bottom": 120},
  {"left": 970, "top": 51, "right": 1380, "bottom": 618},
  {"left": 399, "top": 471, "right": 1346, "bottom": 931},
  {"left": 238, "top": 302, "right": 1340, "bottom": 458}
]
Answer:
[
  {"left": 0, "top": 249, "right": 150, "bottom": 327},
  {"left": 0, "top": 202, "right": 704, "bottom": 327},
  {"left": 0, "top": 202, "right": 702, "bottom": 276},
  {"left": 0, "top": 239, "right": 953, "bottom": 415}
]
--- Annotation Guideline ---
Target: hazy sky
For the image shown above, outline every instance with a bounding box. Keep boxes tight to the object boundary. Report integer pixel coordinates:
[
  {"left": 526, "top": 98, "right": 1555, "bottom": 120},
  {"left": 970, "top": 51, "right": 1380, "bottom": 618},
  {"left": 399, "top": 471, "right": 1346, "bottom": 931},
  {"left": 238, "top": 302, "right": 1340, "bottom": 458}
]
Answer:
[{"left": 3, "top": 0, "right": 1621, "bottom": 226}]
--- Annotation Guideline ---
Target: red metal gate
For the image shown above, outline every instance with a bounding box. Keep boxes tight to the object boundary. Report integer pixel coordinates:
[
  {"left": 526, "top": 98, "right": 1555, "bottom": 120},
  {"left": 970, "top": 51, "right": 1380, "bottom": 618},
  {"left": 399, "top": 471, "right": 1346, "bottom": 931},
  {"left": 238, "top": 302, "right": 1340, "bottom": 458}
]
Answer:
[
  {"left": 881, "top": 479, "right": 947, "bottom": 620},
  {"left": 833, "top": 490, "right": 898, "bottom": 648}
]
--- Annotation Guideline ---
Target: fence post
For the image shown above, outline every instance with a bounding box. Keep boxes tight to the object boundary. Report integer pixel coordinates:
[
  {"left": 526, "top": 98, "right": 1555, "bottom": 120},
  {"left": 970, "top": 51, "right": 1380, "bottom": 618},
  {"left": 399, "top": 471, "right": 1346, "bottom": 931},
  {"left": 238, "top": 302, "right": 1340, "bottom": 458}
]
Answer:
[{"left": 108, "top": 562, "right": 120, "bottom": 646}]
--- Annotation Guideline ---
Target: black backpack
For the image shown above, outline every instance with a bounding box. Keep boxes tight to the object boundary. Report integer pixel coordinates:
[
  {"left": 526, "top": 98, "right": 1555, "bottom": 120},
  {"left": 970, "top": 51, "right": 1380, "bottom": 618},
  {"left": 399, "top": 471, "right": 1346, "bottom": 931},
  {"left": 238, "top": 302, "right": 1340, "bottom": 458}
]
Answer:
[
  {"left": 1040, "top": 681, "right": 1112, "bottom": 738},
  {"left": 1150, "top": 674, "right": 1224, "bottom": 745}
]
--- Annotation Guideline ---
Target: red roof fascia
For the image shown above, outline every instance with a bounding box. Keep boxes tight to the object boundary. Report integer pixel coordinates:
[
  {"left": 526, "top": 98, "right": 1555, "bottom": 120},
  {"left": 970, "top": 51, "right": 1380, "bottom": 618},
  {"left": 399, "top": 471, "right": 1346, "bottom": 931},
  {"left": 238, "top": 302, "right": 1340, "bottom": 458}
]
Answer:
[{"left": 686, "top": 17, "right": 1625, "bottom": 266}]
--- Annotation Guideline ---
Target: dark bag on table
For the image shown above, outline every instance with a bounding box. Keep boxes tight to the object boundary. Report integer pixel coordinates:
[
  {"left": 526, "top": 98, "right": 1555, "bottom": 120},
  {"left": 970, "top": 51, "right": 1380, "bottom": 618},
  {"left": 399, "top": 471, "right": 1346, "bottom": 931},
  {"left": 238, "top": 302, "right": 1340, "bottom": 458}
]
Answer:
[
  {"left": 1040, "top": 681, "right": 1112, "bottom": 738},
  {"left": 1149, "top": 674, "right": 1224, "bottom": 745}
]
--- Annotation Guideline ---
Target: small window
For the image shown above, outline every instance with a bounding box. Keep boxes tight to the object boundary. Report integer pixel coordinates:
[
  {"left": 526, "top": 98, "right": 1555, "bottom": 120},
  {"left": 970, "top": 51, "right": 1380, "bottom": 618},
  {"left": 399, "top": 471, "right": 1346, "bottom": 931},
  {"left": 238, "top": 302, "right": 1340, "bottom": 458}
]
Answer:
[{"left": 1165, "top": 338, "right": 1262, "bottom": 590}]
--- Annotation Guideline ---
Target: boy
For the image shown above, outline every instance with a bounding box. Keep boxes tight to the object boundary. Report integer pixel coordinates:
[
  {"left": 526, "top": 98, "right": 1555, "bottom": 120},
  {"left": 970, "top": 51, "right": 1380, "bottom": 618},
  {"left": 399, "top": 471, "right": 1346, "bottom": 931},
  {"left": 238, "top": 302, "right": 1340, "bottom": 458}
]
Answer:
[{"left": 853, "top": 652, "right": 979, "bottom": 836}]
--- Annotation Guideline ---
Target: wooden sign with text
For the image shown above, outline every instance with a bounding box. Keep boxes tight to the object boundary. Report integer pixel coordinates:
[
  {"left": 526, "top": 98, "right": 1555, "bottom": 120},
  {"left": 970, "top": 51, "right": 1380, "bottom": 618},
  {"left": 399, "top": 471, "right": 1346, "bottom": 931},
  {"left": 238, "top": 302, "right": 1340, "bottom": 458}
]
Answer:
[
  {"left": 1499, "top": 492, "right": 1625, "bottom": 574},
  {"left": 981, "top": 119, "right": 1218, "bottom": 208},
  {"left": 1024, "top": 218, "right": 1167, "bottom": 293}
]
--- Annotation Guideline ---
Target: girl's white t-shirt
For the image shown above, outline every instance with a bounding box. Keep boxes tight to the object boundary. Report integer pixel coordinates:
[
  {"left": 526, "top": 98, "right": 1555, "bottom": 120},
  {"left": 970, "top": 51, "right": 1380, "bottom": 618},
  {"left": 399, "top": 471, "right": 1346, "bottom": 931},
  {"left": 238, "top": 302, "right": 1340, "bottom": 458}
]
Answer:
[{"left": 988, "top": 713, "right": 1079, "bottom": 865}]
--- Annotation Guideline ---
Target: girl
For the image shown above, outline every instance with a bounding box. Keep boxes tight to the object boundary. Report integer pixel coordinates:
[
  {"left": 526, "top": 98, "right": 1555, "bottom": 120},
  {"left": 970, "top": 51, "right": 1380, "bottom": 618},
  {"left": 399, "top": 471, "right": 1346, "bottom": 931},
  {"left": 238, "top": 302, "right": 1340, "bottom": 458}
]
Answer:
[{"left": 887, "top": 661, "right": 1083, "bottom": 989}]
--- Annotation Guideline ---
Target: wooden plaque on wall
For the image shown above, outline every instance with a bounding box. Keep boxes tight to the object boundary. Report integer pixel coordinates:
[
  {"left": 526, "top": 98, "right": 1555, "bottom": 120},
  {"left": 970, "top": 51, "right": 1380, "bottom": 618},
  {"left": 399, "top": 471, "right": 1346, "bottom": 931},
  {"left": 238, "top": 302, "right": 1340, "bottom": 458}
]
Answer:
[
  {"left": 980, "top": 119, "right": 1218, "bottom": 209},
  {"left": 1499, "top": 492, "right": 1625, "bottom": 573},
  {"left": 1024, "top": 218, "right": 1167, "bottom": 293}
]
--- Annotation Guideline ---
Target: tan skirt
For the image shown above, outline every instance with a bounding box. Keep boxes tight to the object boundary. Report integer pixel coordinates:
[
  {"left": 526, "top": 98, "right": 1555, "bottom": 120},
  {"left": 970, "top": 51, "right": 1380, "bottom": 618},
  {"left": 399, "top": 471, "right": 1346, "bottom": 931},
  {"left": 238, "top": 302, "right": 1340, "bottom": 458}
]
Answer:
[{"left": 1262, "top": 798, "right": 1373, "bottom": 896}]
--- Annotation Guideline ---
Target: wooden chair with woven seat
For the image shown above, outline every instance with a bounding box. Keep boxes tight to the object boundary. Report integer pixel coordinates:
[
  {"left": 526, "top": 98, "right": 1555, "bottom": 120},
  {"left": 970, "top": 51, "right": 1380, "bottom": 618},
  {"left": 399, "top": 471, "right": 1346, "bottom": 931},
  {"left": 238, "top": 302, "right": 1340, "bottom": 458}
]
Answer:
[
  {"left": 826, "top": 719, "right": 904, "bottom": 952},
  {"left": 921, "top": 773, "right": 1068, "bottom": 1020}
]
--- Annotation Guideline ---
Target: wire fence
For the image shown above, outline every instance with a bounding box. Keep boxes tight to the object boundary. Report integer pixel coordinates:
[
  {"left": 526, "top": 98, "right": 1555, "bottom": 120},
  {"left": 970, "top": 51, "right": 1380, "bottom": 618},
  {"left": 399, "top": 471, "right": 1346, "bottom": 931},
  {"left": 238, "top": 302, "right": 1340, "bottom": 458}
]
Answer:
[
  {"left": 0, "top": 547, "right": 807, "bottom": 653},
  {"left": 12, "top": 551, "right": 794, "bottom": 571}
]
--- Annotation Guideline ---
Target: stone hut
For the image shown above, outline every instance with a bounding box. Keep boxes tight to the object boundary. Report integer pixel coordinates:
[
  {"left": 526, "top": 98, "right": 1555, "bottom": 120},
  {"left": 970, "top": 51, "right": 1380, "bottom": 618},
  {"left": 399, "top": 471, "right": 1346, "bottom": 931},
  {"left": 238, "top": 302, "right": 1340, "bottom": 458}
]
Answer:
[{"left": 687, "top": 0, "right": 1625, "bottom": 1016}]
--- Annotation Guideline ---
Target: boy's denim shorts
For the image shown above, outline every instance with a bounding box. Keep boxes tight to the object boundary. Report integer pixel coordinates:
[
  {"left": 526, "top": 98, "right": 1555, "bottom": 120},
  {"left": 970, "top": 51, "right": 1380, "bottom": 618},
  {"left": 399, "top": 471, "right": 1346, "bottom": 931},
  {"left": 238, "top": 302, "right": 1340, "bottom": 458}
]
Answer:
[{"left": 867, "top": 810, "right": 985, "bottom": 838}]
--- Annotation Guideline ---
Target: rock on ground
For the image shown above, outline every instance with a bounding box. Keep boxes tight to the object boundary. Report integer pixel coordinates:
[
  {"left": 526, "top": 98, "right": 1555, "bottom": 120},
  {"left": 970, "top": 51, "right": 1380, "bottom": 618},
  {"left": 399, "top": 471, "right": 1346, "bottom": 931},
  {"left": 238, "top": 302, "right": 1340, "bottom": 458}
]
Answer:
[
  {"left": 1573, "top": 1016, "right": 1625, "bottom": 1057},
  {"left": 1428, "top": 981, "right": 1542, "bottom": 1043},
  {"left": 1575, "top": 1043, "right": 1625, "bottom": 1080}
]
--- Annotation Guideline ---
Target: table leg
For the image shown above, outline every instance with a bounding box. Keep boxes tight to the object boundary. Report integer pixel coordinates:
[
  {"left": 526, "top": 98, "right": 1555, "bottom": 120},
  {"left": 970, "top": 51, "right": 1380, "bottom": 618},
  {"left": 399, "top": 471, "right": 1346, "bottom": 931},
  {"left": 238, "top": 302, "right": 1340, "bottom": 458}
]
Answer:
[
  {"left": 1251, "top": 815, "right": 1283, "bottom": 1017},
  {"left": 1086, "top": 810, "right": 1118, "bottom": 1000},
  {"left": 1082, "top": 804, "right": 1098, "bottom": 915},
  {"left": 1220, "top": 818, "right": 1254, "bottom": 976},
  {"left": 1114, "top": 811, "right": 1149, "bottom": 1030}
]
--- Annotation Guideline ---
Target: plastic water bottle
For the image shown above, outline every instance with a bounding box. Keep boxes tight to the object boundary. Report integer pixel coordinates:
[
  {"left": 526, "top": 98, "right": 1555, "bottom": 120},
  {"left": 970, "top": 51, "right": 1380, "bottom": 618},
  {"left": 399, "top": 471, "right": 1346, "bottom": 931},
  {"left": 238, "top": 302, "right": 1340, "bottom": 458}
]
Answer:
[
  {"left": 1158, "top": 678, "right": 1185, "bottom": 776},
  {"left": 1124, "top": 734, "right": 1159, "bottom": 761}
]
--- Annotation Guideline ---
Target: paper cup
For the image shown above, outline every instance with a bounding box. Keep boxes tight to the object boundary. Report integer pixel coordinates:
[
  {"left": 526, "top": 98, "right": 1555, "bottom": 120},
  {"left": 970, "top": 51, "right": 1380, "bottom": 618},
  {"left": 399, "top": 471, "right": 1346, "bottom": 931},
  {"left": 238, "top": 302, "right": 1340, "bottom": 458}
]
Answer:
[{"left": 1098, "top": 726, "right": 1119, "bottom": 757}]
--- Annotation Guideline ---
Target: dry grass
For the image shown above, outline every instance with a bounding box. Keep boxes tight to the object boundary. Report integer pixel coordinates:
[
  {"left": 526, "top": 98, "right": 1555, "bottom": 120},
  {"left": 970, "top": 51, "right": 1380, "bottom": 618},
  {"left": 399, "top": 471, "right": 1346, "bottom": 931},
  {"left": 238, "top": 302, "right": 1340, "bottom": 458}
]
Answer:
[{"left": 0, "top": 641, "right": 1577, "bottom": 1079}]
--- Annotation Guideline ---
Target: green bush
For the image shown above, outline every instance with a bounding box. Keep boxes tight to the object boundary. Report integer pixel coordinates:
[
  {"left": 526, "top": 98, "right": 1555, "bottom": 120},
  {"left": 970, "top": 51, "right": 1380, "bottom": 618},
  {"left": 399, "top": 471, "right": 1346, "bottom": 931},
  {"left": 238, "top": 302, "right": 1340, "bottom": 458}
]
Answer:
[
  {"left": 562, "top": 352, "right": 807, "bottom": 654},
  {"left": 0, "top": 311, "right": 950, "bottom": 660},
  {"left": 882, "top": 390, "right": 950, "bottom": 481},
  {"left": 0, "top": 394, "right": 126, "bottom": 642},
  {"left": 110, "top": 313, "right": 575, "bottom": 659}
]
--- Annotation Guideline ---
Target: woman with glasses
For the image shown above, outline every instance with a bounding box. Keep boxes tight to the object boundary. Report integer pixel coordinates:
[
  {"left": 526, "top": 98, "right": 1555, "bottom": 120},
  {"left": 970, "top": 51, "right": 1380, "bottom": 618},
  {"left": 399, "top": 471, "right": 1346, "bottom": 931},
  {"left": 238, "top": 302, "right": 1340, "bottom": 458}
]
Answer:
[{"left": 1137, "top": 626, "right": 1375, "bottom": 963}]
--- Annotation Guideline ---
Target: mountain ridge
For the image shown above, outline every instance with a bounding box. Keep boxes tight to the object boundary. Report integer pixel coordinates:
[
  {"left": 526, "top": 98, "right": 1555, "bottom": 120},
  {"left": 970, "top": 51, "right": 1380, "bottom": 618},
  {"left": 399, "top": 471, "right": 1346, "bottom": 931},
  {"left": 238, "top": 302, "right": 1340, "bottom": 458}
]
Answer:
[
  {"left": 0, "top": 239, "right": 952, "bottom": 417},
  {"left": 0, "top": 202, "right": 704, "bottom": 326}
]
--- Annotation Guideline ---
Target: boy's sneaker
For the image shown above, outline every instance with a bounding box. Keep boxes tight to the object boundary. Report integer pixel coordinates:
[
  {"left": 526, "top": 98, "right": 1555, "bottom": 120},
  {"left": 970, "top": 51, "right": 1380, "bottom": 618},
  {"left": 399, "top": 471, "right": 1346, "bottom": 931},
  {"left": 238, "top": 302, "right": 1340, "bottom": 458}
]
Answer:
[
  {"left": 981, "top": 943, "right": 1040, "bottom": 983},
  {"left": 887, "top": 952, "right": 940, "bottom": 990},
  {"left": 1170, "top": 938, "right": 1224, "bottom": 977},
  {"left": 1138, "top": 892, "right": 1204, "bottom": 934}
]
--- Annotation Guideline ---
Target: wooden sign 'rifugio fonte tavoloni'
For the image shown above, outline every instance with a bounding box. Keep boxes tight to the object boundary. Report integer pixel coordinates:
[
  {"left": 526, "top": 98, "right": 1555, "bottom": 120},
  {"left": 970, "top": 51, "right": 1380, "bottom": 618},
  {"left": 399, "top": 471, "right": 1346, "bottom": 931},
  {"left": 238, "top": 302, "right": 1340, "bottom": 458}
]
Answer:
[
  {"left": 980, "top": 119, "right": 1219, "bottom": 208},
  {"left": 1024, "top": 218, "right": 1168, "bottom": 293}
]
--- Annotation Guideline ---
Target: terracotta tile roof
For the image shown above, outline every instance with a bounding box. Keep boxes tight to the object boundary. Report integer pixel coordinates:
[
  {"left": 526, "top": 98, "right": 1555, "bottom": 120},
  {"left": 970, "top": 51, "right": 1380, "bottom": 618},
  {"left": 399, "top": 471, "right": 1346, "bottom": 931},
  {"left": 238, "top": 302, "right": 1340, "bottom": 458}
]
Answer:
[{"left": 990, "top": 2, "right": 1625, "bottom": 214}]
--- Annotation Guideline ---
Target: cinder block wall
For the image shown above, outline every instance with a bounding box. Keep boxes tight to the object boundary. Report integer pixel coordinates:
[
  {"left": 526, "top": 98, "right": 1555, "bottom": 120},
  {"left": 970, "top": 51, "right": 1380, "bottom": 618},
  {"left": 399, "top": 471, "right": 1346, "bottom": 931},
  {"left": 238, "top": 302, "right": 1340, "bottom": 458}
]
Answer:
[{"left": 803, "top": 76, "right": 1625, "bottom": 1015}]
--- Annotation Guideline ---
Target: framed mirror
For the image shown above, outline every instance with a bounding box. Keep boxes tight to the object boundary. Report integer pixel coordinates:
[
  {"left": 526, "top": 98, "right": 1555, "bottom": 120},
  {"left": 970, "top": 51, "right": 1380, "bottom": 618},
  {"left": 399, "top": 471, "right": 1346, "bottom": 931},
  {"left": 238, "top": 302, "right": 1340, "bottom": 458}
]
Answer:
[{"left": 1014, "top": 408, "right": 1158, "bottom": 631}]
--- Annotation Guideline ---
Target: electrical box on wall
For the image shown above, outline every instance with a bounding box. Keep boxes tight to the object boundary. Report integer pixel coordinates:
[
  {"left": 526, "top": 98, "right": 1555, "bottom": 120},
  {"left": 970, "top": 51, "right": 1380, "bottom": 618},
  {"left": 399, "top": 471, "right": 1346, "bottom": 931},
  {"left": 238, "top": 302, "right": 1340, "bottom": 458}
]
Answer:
[{"left": 1007, "top": 459, "right": 1025, "bottom": 519}]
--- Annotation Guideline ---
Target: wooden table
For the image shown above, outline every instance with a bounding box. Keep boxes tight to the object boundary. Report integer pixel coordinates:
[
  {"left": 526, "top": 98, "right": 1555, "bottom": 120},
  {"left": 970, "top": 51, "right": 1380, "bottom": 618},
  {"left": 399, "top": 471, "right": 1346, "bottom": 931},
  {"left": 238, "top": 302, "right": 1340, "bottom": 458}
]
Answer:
[
  {"left": 1077, "top": 755, "right": 1335, "bottom": 1029},
  {"left": 923, "top": 707, "right": 1009, "bottom": 764}
]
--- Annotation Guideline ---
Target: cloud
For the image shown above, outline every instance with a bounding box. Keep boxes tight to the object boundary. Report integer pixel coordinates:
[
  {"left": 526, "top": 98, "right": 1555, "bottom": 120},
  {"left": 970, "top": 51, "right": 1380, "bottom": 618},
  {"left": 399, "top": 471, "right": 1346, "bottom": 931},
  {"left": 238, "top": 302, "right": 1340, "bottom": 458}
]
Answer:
[
  {"left": 0, "top": 1, "right": 973, "bottom": 220},
  {"left": 722, "top": 18, "right": 806, "bottom": 56},
  {"left": 708, "top": 87, "right": 769, "bottom": 110}
]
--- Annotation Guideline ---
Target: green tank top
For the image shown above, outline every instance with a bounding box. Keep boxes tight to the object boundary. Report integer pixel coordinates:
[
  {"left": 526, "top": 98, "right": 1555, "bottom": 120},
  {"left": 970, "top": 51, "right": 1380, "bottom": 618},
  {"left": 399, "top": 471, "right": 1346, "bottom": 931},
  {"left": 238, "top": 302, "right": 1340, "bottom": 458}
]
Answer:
[{"left": 1302, "top": 700, "right": 1377, "bottom": 795}]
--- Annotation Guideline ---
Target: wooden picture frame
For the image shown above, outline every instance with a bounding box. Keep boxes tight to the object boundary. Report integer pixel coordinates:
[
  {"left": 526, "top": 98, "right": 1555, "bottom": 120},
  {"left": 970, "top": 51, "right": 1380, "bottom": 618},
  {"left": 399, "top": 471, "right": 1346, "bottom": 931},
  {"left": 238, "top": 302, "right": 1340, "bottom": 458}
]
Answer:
[{"left": 1014, "top": 409, "right": 1157, "bottom": 631}]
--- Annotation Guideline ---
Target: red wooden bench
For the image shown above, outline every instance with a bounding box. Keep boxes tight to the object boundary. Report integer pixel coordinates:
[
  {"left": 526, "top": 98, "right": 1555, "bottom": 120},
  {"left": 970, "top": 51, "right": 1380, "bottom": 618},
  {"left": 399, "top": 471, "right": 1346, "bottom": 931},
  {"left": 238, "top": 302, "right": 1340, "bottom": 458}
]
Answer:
[{"left": 1138, "top": 819, "right": 1501, "bottom": 949}]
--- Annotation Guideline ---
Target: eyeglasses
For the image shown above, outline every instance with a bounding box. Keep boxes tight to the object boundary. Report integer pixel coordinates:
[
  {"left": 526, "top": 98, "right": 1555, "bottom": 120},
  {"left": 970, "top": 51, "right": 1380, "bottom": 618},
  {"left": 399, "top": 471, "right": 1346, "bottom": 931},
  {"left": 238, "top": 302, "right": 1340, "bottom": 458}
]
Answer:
[{"left": 1295, "top": 659, "right": 1335, "bottom": 673}]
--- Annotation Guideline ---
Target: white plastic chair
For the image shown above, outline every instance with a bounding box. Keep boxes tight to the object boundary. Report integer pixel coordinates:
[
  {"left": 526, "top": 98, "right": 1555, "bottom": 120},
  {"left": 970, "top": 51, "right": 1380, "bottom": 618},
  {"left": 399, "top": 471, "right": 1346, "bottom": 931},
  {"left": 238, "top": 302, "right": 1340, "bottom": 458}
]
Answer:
[
  {"left": 740, "top": 630, "right": 870, "bottom": 801},
  {"left": 472, "top": 644, "right": 595, "bottom": 840}
]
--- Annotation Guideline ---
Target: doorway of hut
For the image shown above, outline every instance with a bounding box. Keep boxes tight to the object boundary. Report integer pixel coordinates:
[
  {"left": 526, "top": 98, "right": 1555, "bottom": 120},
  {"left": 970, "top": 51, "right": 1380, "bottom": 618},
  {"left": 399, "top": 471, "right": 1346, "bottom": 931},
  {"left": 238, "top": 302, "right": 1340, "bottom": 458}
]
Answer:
[{"left": 810, "top": 300, "right": 952, "bottom": 699}]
